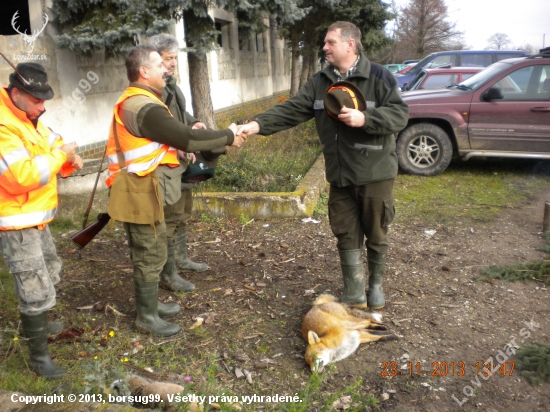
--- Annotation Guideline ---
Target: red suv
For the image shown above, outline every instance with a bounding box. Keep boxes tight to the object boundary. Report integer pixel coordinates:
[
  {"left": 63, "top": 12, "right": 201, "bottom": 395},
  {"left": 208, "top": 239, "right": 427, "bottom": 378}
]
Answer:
[
  {"left": 402, "top": 67, "right": 483, "bottom": 92},
  {"left": 397, "top": 48, "right": 550, "bottom": 176}
]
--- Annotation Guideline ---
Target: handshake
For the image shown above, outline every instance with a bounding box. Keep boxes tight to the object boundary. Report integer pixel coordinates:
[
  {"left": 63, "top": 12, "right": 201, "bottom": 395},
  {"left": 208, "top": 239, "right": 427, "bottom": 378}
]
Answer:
[{"left": 226, "top": 121, "right": 260, "bottom": 148}]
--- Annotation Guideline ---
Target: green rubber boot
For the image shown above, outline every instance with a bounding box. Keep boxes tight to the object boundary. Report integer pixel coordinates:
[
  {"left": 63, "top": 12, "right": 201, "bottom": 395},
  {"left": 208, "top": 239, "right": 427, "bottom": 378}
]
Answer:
[
  {"left": 367, "top": 252, "right": 387, "bottom": 310},
  {"left": 134, "top": 281, "right": 181, "bottom": 337},
  {"left": 47, "top": 321, "right": 64, "bottom": 336},
  {"left": 175, "top": 229, "right": 208, "bottom": 272},
  {"left": 157, "top": 301, "right": 180, "bottom": 318},
  {"left": 338, "top": 249, "right": 367, "bottom": 308},
  {"left": 160, "top": 242, "right": 195, "bottom": 292},
  {"left": 20, "top": 312, "right": 66, "bottom": 379}
]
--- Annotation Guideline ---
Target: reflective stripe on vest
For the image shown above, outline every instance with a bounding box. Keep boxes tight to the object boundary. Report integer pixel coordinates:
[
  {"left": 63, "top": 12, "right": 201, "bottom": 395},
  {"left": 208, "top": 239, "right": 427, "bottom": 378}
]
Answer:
[
  {"left": 0, "top": 207, "right": 56, "bottom": 229},
  {"left": 48, "top": 130, "right": 59, "bottom": 147},
  {"left": 34, "top": 155, "right": 51, "bottom": 186},
  {"left": 106, "top": 87, "right": 179, "bottom": 187},
  {"left": 0, "top": 146, "right": 30, "bottom": 176}
]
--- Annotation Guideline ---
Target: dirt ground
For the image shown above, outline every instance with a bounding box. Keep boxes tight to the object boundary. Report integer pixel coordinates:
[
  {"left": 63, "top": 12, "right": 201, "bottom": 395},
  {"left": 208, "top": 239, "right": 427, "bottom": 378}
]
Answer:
[{"left": 46, "top": 183, "right": 550, "bottom": 411}]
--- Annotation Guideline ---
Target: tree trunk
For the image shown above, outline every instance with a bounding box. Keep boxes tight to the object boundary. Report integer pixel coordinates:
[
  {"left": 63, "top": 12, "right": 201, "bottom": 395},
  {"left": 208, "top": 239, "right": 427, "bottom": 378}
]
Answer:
[
  {"left": 307, "top": 31, "right": 319, "bottom": 80},
  {"left": 187, "top": 52, "right": 216, "bottom": 129},
  {"left": 289, "top": 26, "right": 301, "bottom": 96},
  {"left": 298, "top": 49, "right": 310, "bottom": 90}
]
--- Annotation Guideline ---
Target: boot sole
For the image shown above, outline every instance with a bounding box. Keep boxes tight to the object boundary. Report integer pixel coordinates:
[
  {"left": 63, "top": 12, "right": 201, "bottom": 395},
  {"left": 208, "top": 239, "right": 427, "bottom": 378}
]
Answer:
[
  {"left": 368, "top": 304, "right": 385, "bottom": 310},
  {"left": 136, "top": 323, "right": 181, "bottom": 337},
  {"left": 349, "top": 302, "right": 368, "bottom": 309}
]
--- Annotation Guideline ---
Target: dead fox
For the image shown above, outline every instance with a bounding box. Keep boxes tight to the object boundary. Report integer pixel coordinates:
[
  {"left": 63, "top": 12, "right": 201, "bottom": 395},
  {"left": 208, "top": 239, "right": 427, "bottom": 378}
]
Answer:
[{"left": 301, "top": 294, "right": 398, "bottom": 372}]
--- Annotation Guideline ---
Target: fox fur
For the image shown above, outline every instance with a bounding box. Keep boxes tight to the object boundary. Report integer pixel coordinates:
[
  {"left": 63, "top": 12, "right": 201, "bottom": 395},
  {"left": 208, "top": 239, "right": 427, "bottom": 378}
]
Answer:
[{"left": 301, "top": 294, "right": 398, "bottom": 372}]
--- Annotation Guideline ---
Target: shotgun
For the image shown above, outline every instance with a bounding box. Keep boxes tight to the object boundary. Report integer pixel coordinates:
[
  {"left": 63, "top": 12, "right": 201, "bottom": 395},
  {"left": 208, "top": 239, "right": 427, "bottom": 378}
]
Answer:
[{"left": 70, "top": 213, "right": 111, "bottom": 249}]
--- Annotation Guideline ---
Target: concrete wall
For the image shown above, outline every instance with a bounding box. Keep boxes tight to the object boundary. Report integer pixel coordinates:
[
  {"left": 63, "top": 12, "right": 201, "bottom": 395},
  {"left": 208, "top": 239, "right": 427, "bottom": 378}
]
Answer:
[{"left": 0, "top": 0, "right": 292, "bottom": 159}]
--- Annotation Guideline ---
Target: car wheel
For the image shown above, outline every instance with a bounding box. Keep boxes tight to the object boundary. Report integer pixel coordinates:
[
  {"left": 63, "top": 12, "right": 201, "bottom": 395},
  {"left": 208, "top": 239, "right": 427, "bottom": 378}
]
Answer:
[{"left": 396, "top": 123, "right": 453, "bottom": 176}]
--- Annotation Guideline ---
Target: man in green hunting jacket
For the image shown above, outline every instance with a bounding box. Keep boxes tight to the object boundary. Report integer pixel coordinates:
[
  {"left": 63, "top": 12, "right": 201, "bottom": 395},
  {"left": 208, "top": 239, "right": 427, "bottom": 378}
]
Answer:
[
  {"left": 149, "top": 34, "right": 221, "bottom": 293},
  {"left": 237, "top": 21, "right": 409, "bottom": 310}
]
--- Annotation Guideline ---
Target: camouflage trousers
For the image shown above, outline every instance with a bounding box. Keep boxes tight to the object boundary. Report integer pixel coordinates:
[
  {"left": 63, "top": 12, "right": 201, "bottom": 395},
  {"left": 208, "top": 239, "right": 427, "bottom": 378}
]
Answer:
[{"left": 0, "top": 225, "right": 61, "bottom": 315}]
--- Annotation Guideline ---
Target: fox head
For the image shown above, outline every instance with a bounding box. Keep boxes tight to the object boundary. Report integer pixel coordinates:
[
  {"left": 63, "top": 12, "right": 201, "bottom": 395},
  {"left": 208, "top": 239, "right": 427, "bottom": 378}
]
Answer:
[{"left": 304, "top": 331, "right": 331, "bottom": 372}]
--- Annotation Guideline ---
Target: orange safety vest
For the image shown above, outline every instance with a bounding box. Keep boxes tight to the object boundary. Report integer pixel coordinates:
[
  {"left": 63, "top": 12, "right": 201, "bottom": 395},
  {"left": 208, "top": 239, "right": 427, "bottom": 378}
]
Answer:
[
  {"left": 105, "top": 87, "right": 179, "bottom": 187},
  {"left": 0, "top": 88, "right": 75, "bottom": 230}
]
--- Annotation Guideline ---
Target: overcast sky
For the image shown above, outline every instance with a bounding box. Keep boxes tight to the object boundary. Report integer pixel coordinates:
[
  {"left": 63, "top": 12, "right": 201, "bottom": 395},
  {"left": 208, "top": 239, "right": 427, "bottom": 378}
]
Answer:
[{"left": 391, "top": 0, "right": 549, "bottom": 51}]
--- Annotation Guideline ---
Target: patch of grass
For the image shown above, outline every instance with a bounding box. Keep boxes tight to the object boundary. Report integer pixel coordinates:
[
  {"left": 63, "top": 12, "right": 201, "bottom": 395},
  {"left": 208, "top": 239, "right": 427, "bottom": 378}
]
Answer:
[
  {"left": 48, "top": 217, "right": 77, "bottom": 232},
  {"left": 313, "top": 192, "right": 328, "bottom": 219},
  {"left": 201, "top": 119, "right": 321, "bottom": 193},
  {"left": 394, "top": 158, "right": 550, "bottom": 224},
  {"left": 516, "top": 342, "right": 550, "bottom": 385}
]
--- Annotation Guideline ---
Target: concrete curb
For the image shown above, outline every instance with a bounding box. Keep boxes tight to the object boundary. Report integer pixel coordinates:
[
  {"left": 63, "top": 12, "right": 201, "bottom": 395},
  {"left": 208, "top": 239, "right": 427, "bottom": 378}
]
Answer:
[
  {"left": 193, "top": 155, "right": 327, "bottom": 219},
  {"left": 57, "top": 156, "right": 327, "bottom": 219}
]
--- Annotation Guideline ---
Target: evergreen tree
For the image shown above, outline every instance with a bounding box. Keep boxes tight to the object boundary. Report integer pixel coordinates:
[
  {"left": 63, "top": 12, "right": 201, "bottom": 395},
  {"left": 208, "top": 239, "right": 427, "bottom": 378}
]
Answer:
[
  {"left": 279, "top": 0, "right": 394, "bottom": 95},
  {"left": 51, "top": 0, "right": 306, "bottom": 128}
]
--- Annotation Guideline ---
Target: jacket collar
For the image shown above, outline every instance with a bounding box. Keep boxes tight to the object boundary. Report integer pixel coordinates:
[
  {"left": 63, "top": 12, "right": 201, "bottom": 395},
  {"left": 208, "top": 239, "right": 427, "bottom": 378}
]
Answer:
[
  {"left": 0, "top": 87, "right": 43, "bottom": 126},
  {"left": 129, "top": 82, "right": 163, "bottom": 99},
  {"left": 321, "top": 52, "right": 371, "bottom": 83}
]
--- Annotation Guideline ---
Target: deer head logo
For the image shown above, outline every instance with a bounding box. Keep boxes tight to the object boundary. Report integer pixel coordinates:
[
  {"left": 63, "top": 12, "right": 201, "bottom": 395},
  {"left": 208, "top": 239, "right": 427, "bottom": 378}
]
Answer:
[{"left": 12, "top": 11, "right": 49, "bottom": 54}]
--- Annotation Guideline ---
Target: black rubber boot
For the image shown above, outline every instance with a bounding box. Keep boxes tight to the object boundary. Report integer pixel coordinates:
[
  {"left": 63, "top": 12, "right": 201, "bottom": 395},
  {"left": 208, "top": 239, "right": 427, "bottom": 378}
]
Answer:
[
  {"left": 20, "top": 312, "right": 66, "bottom": 379},
  {"left": 367, "top": 252, "right": 387, "bottom": 310},
  {"left": 157, "top": 301, "right": 180, "bottom": 318},
  {"left": 338, "top": 249, "right": 367, "bottom": 308},
  {"left": 134, "top": 281, "right": 181, "bottom": 337},
  {"left": 175, "top": 229, "right": 208, "bottom": 272},
  {"left": 160, "top": 242, "right": 195, "bottom": 292}
]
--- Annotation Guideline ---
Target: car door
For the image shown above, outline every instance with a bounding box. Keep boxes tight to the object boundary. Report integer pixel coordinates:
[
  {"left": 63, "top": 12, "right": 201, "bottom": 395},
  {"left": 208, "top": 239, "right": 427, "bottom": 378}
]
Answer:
[{"left": 467, "top": 64, "right": 550, "bottom": 152}]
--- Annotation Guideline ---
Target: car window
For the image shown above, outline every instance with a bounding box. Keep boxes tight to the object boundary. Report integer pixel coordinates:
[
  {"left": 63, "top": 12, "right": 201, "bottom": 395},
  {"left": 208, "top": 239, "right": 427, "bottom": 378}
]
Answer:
[
  {"left": 495, "top": 53, "right": 523, "bottom": 62},
  {"left": 421, "top": 73, "right": 458, "bottom": 89},
  {"left": 461, "top": 53, "right": 492, "bottom": 67},
  {"left": 461, "top": 73, "right": 476, "bottom": 81},
  {"left": 493, "top": 66, "right": 534, "bottom": 100},
  {"left": 426, "top": 54, "right": 457, "bottom": 68},
  {"left": 460, "top": 61, "right": 511, "bottom": 90},
  {"left": 533, "top": 65, "right": 550, "bottom": 100},
  {"left": 407, "top": 71, "right": 426, "bottom": 90}
]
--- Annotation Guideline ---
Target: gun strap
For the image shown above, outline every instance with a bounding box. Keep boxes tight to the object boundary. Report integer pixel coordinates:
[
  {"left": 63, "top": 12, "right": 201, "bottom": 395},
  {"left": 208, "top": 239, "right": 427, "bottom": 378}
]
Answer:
[
  {"left": 112, "top": 116, "right": 126, "bottom": 168},
  {"left": 82, "top": 144, "right": 107, "bottom": 229},
  {"left": 82, "top": 116, "right": 115, "bottom": 229}
]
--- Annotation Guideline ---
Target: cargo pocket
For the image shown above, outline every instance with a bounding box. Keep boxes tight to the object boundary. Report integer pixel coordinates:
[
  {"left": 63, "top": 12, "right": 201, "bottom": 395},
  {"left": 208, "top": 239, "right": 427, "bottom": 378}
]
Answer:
[
  {"left": 382, "top": 199, "right": 395, "bottom": 228},
  {"left": 14, "top": 268, "right": 53, "bottom": 305},
  {"left": 157, "top": 165, "right": 184, "bottom": 206}
]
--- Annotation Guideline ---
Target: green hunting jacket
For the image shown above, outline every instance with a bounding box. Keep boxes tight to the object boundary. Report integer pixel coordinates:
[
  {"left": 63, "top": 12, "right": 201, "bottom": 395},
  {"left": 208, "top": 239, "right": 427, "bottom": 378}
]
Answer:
[
  {"left": 254, "top": 54, "right": 409, "bottom": 187},
  {"left": 162, "top": 76, "right": 198, "bottom": 126}
]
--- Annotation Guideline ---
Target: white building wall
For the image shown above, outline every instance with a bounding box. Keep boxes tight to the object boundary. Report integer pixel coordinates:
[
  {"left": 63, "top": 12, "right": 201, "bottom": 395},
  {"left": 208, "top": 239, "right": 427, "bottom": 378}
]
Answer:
[{"left": 0, "top": 0, "right": 291, "bottom": 152}]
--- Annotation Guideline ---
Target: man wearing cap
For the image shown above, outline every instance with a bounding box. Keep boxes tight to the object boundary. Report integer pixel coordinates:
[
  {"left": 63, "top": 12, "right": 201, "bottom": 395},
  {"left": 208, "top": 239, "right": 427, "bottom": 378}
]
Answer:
[
  {"left": 148, "top": 34, "right": 222, "bottom": 293},
  {"left": 0, "top": 62, "right": 83, "bottom": 378},
  {"left": 237, "top": 21, "right": 408, "bottom": 310}
]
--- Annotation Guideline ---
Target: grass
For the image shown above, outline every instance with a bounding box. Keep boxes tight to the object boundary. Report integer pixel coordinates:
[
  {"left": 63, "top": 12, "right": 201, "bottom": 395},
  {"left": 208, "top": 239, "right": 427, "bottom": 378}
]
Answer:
[
  {"left": 204, "top": 95, "right": 322, "bottom": 193},
  {"left": 393, "top": 157, "right": 550, "bottom": 224},
  {"left": 202, "top": 118, "right": 321, "bottom": 193}
]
